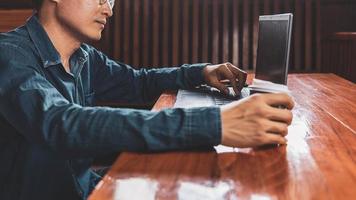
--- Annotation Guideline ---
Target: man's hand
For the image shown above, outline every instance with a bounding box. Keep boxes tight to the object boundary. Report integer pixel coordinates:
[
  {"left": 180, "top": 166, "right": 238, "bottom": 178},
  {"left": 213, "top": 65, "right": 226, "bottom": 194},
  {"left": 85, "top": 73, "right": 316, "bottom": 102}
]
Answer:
[
  {"left": 203, "top": 63, "right": 247, "bottom": 96},
  {"left": 220, "top": 93, "right": 295, "bottom": 148}
]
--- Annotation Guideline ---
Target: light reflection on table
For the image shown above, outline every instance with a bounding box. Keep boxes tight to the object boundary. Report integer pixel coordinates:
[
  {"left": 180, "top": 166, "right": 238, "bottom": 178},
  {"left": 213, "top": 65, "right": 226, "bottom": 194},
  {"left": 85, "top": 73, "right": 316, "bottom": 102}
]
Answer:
[{"left": 90, "top": 74, "right": 356, "bottom": 200}]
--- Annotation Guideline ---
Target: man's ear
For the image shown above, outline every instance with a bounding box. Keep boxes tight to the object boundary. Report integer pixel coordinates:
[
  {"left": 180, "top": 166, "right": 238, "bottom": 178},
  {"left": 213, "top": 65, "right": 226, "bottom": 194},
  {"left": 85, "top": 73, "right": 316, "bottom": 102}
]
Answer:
[{"left": 47, "top": 0, "right": 60, "bottom": 8}]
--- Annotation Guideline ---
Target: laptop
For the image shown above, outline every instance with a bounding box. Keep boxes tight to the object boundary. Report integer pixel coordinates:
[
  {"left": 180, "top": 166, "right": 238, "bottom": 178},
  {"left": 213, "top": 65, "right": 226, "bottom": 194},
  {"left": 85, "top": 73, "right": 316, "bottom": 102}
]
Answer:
[{"left": 174, "top": 13, "right": 293, "bottom": 108}]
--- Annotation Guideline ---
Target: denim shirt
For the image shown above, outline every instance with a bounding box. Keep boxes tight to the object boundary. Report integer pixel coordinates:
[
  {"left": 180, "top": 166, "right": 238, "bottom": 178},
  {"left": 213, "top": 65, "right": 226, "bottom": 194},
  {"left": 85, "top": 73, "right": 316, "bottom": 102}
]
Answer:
[{"left": 0, "top": 15, "right": 221, "bottom": 200}]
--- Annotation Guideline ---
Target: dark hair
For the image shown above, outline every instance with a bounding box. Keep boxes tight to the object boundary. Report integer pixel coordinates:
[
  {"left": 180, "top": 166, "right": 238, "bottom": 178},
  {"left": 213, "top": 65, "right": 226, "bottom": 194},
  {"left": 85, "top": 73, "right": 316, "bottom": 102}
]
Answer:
[{"left": 32, "top": 0, "right": 44, "bottom": 10}]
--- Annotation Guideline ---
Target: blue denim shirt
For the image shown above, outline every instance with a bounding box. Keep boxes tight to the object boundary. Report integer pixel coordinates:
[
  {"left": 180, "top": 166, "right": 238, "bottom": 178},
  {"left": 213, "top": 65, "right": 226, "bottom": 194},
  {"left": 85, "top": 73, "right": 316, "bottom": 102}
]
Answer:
[{"left": 0, "top": 15, "right": 221, "bottom": 200}]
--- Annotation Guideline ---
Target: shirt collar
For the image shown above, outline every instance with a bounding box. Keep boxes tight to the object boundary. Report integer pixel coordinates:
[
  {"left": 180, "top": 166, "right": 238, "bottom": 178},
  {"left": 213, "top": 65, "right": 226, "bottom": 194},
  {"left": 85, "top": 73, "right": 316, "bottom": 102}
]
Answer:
[{"left": 26, "top": 15, "right": 89, "bottom": 68}]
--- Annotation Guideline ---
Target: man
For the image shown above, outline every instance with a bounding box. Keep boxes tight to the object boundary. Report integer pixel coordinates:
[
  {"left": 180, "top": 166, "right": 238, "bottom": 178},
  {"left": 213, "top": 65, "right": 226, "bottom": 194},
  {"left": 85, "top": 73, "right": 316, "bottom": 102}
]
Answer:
[{"left": 0, "top": 0, "right": 294, "bottom": 199}]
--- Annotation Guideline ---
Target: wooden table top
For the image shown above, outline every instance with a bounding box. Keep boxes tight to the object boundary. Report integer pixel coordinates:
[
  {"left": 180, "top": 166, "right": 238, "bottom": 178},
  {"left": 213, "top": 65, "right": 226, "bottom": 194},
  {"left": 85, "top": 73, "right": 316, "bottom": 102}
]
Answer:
[{"left": 89, "top": 74, "right": 356, "bottom": 200}]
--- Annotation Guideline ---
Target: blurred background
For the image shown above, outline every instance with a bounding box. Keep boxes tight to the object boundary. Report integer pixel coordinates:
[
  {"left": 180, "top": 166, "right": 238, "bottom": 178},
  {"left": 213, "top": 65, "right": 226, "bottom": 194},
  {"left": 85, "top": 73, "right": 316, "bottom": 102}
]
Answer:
[{"left": 1, "top": 0, "right": 355, "bottom": 82}]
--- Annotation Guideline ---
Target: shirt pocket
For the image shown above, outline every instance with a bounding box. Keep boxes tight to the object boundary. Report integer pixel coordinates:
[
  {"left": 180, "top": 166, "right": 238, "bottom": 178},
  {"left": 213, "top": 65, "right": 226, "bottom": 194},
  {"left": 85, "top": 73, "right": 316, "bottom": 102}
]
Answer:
[{"left": 84, "top": 92, "right": 95, "bottom": 106}]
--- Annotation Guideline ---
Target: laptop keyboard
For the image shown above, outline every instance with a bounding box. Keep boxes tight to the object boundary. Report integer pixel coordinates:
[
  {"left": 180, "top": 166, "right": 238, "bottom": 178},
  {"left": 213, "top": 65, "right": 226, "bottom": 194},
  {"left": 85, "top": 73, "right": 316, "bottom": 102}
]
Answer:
[
  {"left": 212, "top": 87, "right": 250, "bottom": 105},
  {"left": 174, "top": 86, "right": 250, "bottom": 108}
]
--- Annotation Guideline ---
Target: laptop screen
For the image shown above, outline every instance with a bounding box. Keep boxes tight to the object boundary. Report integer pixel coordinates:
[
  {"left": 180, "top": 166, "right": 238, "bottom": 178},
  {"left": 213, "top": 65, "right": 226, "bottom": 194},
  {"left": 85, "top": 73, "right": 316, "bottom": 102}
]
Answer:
[{"left": 255, "top": 14, "right": 293, "bottom": 85}]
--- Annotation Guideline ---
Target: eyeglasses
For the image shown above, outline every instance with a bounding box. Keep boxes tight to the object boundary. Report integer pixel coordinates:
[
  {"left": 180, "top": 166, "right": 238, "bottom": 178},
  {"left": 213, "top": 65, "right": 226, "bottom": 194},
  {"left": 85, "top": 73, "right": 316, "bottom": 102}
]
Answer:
[{"left": 99, "top": 0, "right": 115, "bottom": 9}]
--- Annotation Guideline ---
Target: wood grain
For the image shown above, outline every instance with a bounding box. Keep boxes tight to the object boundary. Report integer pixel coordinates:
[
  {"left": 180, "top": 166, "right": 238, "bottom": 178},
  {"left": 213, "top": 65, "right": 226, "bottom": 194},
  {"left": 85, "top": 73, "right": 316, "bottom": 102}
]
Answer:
[
  {"left": 107, "top": 0, "right": 321, "bottom": 72},
  {"left": 89, "top": 74, "right": 356, "bottom": 200},
  {"left": 322, "top": 32, "right": 356, "bottom": 82},
  {"left": 0, "top": 9, "right": 32, "bottom": 33}
]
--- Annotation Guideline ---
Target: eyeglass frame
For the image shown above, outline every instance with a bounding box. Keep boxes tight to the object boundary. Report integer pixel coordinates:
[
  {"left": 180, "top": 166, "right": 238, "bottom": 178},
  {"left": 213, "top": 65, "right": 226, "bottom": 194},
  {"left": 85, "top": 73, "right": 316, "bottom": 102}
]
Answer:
[{"left": 99, "top": 0, "right": 115, "bottom": 9}]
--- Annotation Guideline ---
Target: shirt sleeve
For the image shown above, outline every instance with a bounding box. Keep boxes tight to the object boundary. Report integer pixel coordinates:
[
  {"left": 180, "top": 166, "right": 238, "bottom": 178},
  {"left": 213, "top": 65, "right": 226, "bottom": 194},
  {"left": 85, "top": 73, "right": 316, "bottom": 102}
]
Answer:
[
  {"left": 90, "top": 47, "right": 209, "bottom": 104},
  {"left": 0, "top": 44, "right": 221, "bottom": 159}
]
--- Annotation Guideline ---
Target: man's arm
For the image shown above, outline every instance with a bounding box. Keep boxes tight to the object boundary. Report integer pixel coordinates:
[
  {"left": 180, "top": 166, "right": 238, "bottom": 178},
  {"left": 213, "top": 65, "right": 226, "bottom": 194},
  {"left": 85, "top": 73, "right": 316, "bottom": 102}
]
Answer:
[
  {"left": 90, "top": 47, "right": 208, "bottom": 105},
  {"left": 0, "top": 45, "right": 221, "bottom": 159}
]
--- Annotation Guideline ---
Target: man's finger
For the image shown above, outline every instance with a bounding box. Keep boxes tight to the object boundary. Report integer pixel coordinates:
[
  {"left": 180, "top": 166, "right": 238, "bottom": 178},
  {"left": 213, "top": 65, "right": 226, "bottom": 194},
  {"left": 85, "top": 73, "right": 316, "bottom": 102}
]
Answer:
[
  {"left": 226, "top": 63, "right": 247, "bottom": 91},
  {"left": 263, "top": 93, "right": 295, "bottom": 110},
  {"left": 265, "top": 120, "right": 289, "bottom": 136},
  {"left": 265, "top": 107, "right": 293, "bottom": 125},
  {"left": 211, "top": 79, "right": 229, "bottom": 95},
  {"left": 219, "top": 65, "right": 239, "bottom": 96},
  {"left": 263, "top": 133, "right": 287, "bottom": 145}
]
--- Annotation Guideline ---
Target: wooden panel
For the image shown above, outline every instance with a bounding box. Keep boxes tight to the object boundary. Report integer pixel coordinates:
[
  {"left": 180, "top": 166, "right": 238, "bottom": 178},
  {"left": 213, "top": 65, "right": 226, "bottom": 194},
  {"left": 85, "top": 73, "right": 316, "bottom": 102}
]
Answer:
[
  {"left": 161, "top": 0, "right": 170, "bottom": 66},
  {"left": 201, "top": 0, "right": 210, "bottom": 63},
  {"left": 89, "top": 74, "right": 356, "bottom": 200},
  {"left": 132, "top": 0, "right": 141, "bottom": 67},
  {"left": 171, "top": 0, "right": 180, "bottom": 66},
  {"left": 112, "top": 2, "right": 123, "bottom": 61},
  {"left": 241, "top": 0, "right": 250, "bottom": 69},
  {"left": 322, "top": 32, "right": 356, "bottom": 82},
  {"left": 320, "top": 1, "right": 356, "bottom": 39},
  {"left": 263, "top": 0, "right": 271, "bottom": 14},
  {"left": 141, "top": 0, "right": 151, "bottom": 67},
  {"left": 151, "top": 0, "right": 160, "bottom": 67},
  {"left": 252, "top": 0, "right": 260, "bottom": 70},
  {"left": 3, "top": 2, "right": 353, "bottom": 76},
  {"left": 304, "top": 0, "right": 313, "bottom": 70},
  {"left": 293, "top": 0, "right": 303, "bottom": 71},
  {"left": 232, "top": 0, "right": 240, "bottom": 67},
  {"left": 106, "top": 0, "right": 321, "bottom": 72},
  {"left": 315, "top": 0, "right": 322, "bottom": 71},
  {"left": 181, "top": 0, "right": 190, "bottom": 64},
  {"left": 222, "top": 0, "right": 229, "bottom": 62},
  {"left": 211, "top": 0, "right": 220, "bottom": 64},
  {"left": 122, "top": 0, "right": 132, "bottom": 65},
  {"left": 0, "top": 9, "right": 33, "bottom": 33},
  {"left": 191, "top": 0, "right": 200, "bottom": 63},
  {"left": 0, "top": 0, "right": 31, "bottom": 8},
  {"left": 272, "top": 0, "right": 279, "bottom": 12}
]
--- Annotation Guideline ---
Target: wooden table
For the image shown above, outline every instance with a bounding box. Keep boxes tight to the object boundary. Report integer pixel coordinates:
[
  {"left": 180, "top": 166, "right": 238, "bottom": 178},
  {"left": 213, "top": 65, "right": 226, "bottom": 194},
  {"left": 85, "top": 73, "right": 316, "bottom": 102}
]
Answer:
[{"left": 89, "top": 74, "right": 356, "bottom": 200}]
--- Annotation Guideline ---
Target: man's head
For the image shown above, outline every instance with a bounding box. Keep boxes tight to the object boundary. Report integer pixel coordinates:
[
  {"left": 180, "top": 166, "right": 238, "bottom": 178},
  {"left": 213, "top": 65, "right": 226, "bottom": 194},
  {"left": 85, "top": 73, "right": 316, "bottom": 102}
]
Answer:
[{"left": 35, "top": 0, "right": 114, "bottom": 42}]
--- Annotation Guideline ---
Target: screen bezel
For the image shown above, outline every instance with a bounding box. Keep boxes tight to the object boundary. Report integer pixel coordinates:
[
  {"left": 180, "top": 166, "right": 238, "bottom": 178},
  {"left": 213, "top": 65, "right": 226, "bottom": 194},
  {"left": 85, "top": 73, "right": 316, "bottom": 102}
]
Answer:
[{"left": 255, "top": 13, "right": 293, "bottom": 85}]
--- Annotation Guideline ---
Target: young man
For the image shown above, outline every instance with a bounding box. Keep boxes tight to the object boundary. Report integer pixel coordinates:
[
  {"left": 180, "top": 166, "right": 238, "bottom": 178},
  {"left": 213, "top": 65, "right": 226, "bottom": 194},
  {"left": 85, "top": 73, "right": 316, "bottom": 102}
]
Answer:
[{"left": 0, "top": 0, "right": 294, "bottom": 199}]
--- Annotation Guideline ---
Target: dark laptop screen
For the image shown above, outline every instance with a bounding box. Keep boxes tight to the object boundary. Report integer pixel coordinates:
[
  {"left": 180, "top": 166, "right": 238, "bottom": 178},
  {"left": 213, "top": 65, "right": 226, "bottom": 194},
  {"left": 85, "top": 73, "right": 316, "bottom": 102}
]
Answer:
[{"left": 255, "top": 14, "right": 292, "bottom": 85}]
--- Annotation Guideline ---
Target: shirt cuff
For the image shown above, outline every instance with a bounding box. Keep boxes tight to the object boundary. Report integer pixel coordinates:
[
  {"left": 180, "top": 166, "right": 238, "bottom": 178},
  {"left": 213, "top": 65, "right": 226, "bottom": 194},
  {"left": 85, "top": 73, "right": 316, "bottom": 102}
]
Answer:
[
  {"left": 182, "top": 106, "right": 222, "bottom": 148},
  {"left": 183, "top": 63, "right": 210, "bottom": 87}
]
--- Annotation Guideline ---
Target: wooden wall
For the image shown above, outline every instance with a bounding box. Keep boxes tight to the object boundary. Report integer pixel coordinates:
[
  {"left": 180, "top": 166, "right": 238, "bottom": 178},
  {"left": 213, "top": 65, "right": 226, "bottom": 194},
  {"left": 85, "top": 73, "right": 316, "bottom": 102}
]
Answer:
[
  {"left": 1, "top": 0, "right": 355, "bottom": 77},
  {"left": 320, "top": 0, "right": 356, "bottom": 38},
  {"left": 319, "top": 0, "right": 356, "bottom": 82},
  {"left": 100, "top": 0, "right": 321, "bottom": 73},
  {"left": 322, "top": 33, "right": 356, "bottom": 82},
  {"left": 0, "top": 0, "right": 31, "bottom": 8},
  {"left": 0, "top": 9, "right": 33, "bottom": 32}
]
